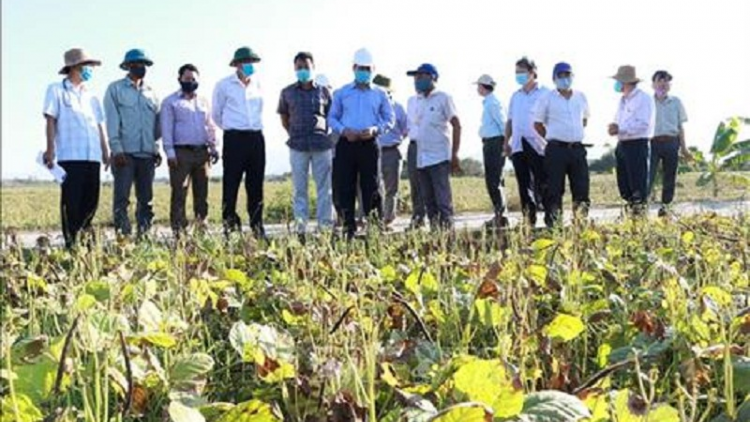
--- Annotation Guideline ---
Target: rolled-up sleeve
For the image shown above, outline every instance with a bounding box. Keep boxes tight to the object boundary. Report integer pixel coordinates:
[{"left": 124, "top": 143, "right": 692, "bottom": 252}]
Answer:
[{"left": 377, "top": 92, "right": 395, "bottom": 135}]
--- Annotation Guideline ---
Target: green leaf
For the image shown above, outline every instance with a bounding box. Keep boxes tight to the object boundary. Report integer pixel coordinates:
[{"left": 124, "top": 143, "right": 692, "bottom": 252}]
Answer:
[
  {"left": 732, "top": 357, "right": 750, "bottom": 394},
  {"left": 380, "top": 265, "right": 397, "bottom": 282},
  {"left": 84, "top": 280, "right": 111, "bottom": 302},
  {"left": 452, "top": 357, "right": 524, "bottom": 418},
  {"left": 199, "top": 403, "right": 236, "bottom": 422},
  {"left": 0, "top": 393, "right": 43, "bottom": 422},
  {"left": 544, "top": 314, "right": 585, "bottom": 342},
  {"left": 525, "top": 264, "right": 548, "bottom": 286},
  {"left": 169, "top": 400, "right": 206, "bottom": 422},
  {"left": 12, "top": 355, "right": 60, "bottom": 403},
  {"left": 74, "top": 293, "right": 98, "bottom": 312},
  {"left": 216, "top": 399, "right": 282, "bottom": 422},
  {"left": 170, "top": 353, "right": 215, "bottom": 389},
  {"left": 646, "top": 404, "right": 680, "bottom": 422},
  {"left": 406, "top": 269, "right": 439, "bottom": 297},
  {"left": 695, "top": 172, "right": 714, "bottom": 187},
  {"left": 517, "top": 390, "right": 591, "bottom": 421},
  {"left": 473, "top": 299, "right": 508, "bottom": 328},
  {"left": 427, "top": 402, "right": 493, "bottom": 422}
]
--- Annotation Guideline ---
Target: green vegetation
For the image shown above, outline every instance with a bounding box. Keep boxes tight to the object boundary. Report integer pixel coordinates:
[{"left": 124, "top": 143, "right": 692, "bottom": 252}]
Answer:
[
  {"left": 1, "top": 214, "right": 749, "bottom": 421},
  {"left": 3, "top": 173, "right": 748, "bottom": 231}
]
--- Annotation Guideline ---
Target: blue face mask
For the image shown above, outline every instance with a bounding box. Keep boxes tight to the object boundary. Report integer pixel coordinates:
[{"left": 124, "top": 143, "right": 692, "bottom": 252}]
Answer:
[
  {"left": 354, "top": 69, "right": 372, "bottom": 84},
  {"left": 555, "top": 77, "right": 572, "bottom": 90},
  {"left": 241, "top": 63, "right": 255, "bottom": 77},
  {"left": 414, "top": 78, "right": 432, "bottom": 93},
  {"left": 296, "top": 69, "right": 312, "bottom": 83},
  {"left": 515, "top": 73, "right": 529, "bottom": 86},
  {"left": 614, "top": 80, "right": 624, "bottom": 93},
  {"left": 80, "top": 66, "right": 93, "bottom": 82}
]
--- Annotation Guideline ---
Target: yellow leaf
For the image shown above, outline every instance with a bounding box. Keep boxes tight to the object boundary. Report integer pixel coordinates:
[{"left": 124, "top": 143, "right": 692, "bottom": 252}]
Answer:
[
  {"left": 428, "top": 402, "right": 493, "bottom": 422},
  {"left": 544, "top": 314, "right": 585, "bottom": 342},
  {"left": 452, "top": 358, "right": 523, "bottom": 418}
]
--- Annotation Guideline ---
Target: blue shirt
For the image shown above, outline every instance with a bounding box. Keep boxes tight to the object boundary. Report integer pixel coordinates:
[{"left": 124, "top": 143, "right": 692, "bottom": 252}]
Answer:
[
  {"left": 328, "top": 83, "right": 394, "bottom": 137},
  {"left": 104, "top": 77, "right": 160, "bottom": 157},
  {"left": 479, "top": 92, "right": 505, "bottom": 139},
  {"left": 377, "top": 101, "right": 408, "bottom": 148},
  {"left": 277, "top": 82, "right": 333, "bottom": 151}
]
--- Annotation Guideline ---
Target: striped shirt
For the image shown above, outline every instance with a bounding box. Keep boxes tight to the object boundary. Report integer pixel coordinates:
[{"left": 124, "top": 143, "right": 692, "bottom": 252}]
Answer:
[
  {"left": 43, "top": 79, "right": 104, "bottom": 162},
  {"left": 654, "top": 95, "right": 687, "bottom": 137},
  {"left": 277, "top": 82, "right": 333, "bottom": 151}
]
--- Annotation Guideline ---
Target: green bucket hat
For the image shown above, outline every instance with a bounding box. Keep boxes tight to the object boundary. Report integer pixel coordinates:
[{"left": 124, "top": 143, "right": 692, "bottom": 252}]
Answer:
[
  {"left": 372, "top": 74, "right": 392, "bottom": 91},
  {"left": 230, "top": 47, "right": 261, "bottom": 66}
]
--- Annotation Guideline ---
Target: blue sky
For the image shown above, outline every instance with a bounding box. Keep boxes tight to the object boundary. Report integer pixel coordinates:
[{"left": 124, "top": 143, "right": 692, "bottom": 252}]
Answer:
[{"left": 2, "top": 0, "right": 749, "bottom": 180}]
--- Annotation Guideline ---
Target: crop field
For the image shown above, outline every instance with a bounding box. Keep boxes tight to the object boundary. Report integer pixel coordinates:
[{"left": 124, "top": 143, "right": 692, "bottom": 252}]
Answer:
[
  {"left": 1, "top": 213, "right": 749, "bottom": 421},
  {"left": 2, "top": 173, "right": 748, "bottom": 231}
]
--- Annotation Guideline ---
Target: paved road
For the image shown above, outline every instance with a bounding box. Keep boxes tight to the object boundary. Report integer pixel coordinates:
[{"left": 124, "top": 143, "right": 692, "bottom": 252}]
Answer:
[{"left": 3, "top": 200, "right": 748, "bottom": 249}]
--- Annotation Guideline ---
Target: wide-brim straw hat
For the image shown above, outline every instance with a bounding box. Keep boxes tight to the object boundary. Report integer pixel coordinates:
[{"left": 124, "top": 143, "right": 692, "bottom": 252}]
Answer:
[
  {"left": 59, "top": 48, "right": 101, "bottom": 75},
  {"left": 611, "top": 65, "right": 641, "bottom": 84}
]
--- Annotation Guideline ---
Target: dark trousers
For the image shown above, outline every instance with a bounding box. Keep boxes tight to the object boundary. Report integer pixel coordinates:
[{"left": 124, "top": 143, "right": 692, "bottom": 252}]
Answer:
[
  {"left": 407, "top": 141, "right": 426, "bottom": 223},
  {"left": 649, "top": 138, "right": 679, "bottom": 205},
  {"left": 418, "top": 161, "right": 454, "bottom": 229},
  {"left": 112, "top": 155, "right": 155, "bottom": 236},
  {"left": 615, "top": 139, "right": 650, "bottom": 205},
  {"left": 59, "top": 161, "right": 100, "bottom": 248},
  {"left": 544, "top": 141, "right": 590, "bottom": 227},
  {"left": 169, "top": 147, "right": 210, "bottom": 233},
  {"left": 511, "top": 138, "right": 548, "bottom": 225},
  {"left": 482, "top": 136, "right": 506, "bottom": 216},
  {"left": 222, "top": 130, "right": 265, "bottom": 234},
  {"left": 334, "top": 138, "right": 382, "bottom": 236}
]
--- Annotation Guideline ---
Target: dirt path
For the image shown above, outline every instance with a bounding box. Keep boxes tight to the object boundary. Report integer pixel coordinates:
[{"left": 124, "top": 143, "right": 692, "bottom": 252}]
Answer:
[{"left": 4, "top": 200, "right": 748, "bottom": 249}]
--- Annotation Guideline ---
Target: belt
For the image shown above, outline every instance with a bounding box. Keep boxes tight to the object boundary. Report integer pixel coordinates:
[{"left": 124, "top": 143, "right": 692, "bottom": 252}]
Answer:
[
  {"left": 381, "top": 144, "right": 400, "bottom": 151},
  {"left": 482, "top": 136, "right": 504, "bottom": 143},
  {"left": 225, "top": 129, "right": 262, "bottom": 134},
  {"left": 548, "top": 139, "right": 584, "bottom": 148},
  {"left": 174, "top": 144, "right": 207, "bottom": 151},
  {"left": 652, "top": 135, "right": 678, "bottom": 142}
]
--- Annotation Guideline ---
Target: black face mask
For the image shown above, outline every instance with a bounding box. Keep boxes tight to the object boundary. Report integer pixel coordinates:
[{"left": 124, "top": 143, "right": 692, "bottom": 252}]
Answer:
[
  {"left": 130, "top": 66, "right": 147, "bottom": 79},
  {"left": 180, "top": 81, "right": 199, "bottom": 94}
]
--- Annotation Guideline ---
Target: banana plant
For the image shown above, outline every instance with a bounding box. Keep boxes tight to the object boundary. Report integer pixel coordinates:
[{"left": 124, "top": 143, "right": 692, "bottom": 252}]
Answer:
[{"left": 697, "top": 116, "right": 750, "bottom": 197}]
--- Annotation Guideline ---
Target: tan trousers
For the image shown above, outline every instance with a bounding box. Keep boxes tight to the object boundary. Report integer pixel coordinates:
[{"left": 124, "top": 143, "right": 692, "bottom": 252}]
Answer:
[{"left": 169, "top": 147, "right": 210, "bottom": 232}]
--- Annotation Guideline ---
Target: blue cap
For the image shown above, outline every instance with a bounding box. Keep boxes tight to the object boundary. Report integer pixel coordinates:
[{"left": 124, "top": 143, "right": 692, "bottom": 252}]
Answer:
[
  {"left": 120, "top": 49, "right": 153, "bottom": 70},
  {"left": 407, "top": 63, "right": 439, "bottom": 79},
  {"left": 552, "top": 62, "right": 572, "bottom": 79}
]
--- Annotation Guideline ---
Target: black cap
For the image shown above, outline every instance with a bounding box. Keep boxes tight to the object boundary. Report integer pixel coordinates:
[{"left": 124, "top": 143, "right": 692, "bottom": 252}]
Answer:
[{"left": 652, "top": 70, "right": 673, "bottom": 82}]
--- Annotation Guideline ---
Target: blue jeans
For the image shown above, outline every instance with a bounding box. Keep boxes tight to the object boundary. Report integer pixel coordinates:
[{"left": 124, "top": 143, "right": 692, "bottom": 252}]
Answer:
[{"left": 290, "top": 148, "right": 333, "bottom": 233}]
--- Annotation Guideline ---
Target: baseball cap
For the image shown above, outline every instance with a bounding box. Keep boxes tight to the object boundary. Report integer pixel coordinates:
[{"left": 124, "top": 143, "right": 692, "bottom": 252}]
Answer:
[
  {"left": 406, "top": 63, "right": 439, "bottom": 79},
  {"left": 552, "top": 62, "right": 572, "bottom": 79},
  {"left": 473, "top": 74, "right": 496, "bottom": 86}
]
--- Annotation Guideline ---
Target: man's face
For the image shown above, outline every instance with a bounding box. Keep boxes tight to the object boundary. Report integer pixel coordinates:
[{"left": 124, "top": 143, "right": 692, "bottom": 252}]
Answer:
[
  {"left": 653, "top": 77, "right": 671, "bottom": 93},
  {"left": 354, "top": 65, "right": 372, "bottom": 73},
  {"left": 295, "top": 58, "right": 313, "bottom": 71},
  {"left": 556, "top": 71, "right": 572, "bottom": 80},
  {"left": 516, "top": 65, "right": 534, "bottom": 80},
  {"left": 180, "top": 69, "right": 199, "bottom": 84}
]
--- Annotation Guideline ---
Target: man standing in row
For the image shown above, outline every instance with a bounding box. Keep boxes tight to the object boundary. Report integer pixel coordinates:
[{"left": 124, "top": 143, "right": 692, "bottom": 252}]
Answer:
[
  {"left": 213, "top": 46, "right": 266, "bottom": 238},
  {"left": 373, "top": 74, "right": 408, "bottom": 228},
  {"left": 43, "top": 48, "right": 109, "bottom": 248},
  {"left": 505, "top": 57, "right": 549, "bottom": 227},
  {"left": 474, "top": 73, "right": 507, "bottom": 228},
  {"left": 407, "top": 63, "right": 461, "bottom": 230},
  {"left": 328, "top": 48, "right": 394, "bottom": 239},
  {"left": 650, "top": 70, "right": 691, "bottom": 216},
  {"left": 609, "top": 65, "right": 654, "bottom": 217},
  {"left": 278, "top": 52, "right": 333, "bottom": 236},
  {"left": 534, "top": 62, "right": 591, "bottom": 227},
  {"left": 161, "top": 64, "right": 218, "bottom": 236},
  {"left": 105, "top": 48, "right": 160, "bottom": 238}
]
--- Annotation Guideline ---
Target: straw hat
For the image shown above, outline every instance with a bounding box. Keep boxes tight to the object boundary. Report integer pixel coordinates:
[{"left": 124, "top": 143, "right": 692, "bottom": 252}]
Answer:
[
  {"left": 59, "top": 48, "right": 101, "bottom": 75},
  {"left": 611, "top": 65, "right": 641, "bottom": 84}
]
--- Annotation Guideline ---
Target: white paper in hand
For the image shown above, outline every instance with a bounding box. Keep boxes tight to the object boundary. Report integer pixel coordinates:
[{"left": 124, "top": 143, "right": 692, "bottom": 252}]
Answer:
[{"left": 37, "top": 151, "right": 67, "bottom": 184}]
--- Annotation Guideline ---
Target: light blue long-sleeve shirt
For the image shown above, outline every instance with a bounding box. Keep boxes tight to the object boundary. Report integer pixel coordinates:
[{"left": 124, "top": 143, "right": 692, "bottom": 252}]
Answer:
[
  {"left": 328, "top": 82, "right": 394, "bottom": 137},
  {"left": 479, "top": 92, "right": 505, "bottom": 139},
  {"left": 104, "top": 77, "right": 160, "bottom": 156},
  {"left": 377, "top": 101, "right": 408, "bottom": 147}
]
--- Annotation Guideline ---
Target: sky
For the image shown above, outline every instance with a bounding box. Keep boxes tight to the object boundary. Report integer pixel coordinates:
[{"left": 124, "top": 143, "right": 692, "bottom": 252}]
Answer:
[{"left": 2, "top": 0, "right": 749, "bottom": 181}]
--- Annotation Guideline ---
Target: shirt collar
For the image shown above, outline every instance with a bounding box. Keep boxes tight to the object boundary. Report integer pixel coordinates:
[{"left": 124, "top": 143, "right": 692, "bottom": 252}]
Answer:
[
  {"left": 63, "top": 78, "right": 86, "bottom": 93},
  {"left": 623, "top": 87, "right": 641, "bottom": 100},
  {"left": 519, "top": 82, "right": 540, "bottom": 94}
]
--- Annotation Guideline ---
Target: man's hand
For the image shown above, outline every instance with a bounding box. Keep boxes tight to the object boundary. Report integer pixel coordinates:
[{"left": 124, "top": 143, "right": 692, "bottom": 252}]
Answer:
[
  {"left": 154, "top": 153, "right": 162, "bottom": 168},
  {"left": 680, "top": 146, "right": 694, "bottom": 162},
  {"left": 360, "top": 127, "right": 378, "bottom": 140},
  {"left": 167, "top": 157, "right": 179, "bottom": 169},
  {"left": 43, "top": 149, "right": 55, "bottom": 169},
  {"left": 503, "top": 142, "right": 512, "bottom": 157},
  {"left": 209, "top": 148, "right": 220, "bottom": 165},
  {"left": 101, "top": 150, "right": 111, "bottom": 171},
  {"left": 112, "top": 153, "right": 129, "bottom": 168},
  {"left": 451, "top": 154, "right": 461, "bottom": 175},
  {"left": 608, "top": 123, "right": 619, "bottom": 136},
  {"left": 343, "top": 128, "right": 360, "bottom": 142}
]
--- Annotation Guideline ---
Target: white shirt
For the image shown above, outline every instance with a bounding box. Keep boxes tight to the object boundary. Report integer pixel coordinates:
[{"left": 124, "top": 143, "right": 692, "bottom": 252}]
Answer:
[
  {"left": 533, "top": 89, "right": 590, "bottom": 143},
  {"left": 43, "top": 79, "right": 104, "bottom": 162},
  {"left": 407, "top": 90, "right": 458, "bottom": 169},
  {"left": 508, "top": 83, "right": 549, "bottom": 155},
  {"left": 615, "top": 88, "right": 655, "bottom": 141},
  {"left": 212, "top": 74, "right": 263, "bottom": 131}
]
